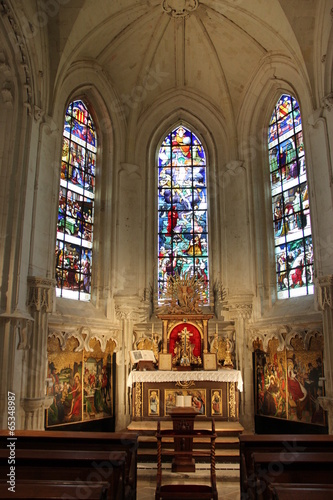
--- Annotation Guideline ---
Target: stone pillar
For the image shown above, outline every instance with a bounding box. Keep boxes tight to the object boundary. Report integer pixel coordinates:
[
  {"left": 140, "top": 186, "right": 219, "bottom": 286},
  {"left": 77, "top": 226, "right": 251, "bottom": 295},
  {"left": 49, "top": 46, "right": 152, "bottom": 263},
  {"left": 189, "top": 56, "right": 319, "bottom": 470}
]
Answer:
[
  {"left": 115, "top": 296, "right": 150, "bottom": 430},
  {"left": 22, "top": 277, "right": 55, "bottom": 429},
  {"left": 316, "top": 275, "right": 333, "bottom": 433},
  {"left": 229, "top": 298, "right": 253, "bottom": 432}
]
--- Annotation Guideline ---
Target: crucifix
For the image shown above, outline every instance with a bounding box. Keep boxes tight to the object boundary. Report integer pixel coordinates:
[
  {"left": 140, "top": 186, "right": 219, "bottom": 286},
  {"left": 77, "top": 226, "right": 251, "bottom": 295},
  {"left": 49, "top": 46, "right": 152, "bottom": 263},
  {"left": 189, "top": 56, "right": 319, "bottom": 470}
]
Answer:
[{"left": 179, "top": 327, "right": 193, "bottom": 366}]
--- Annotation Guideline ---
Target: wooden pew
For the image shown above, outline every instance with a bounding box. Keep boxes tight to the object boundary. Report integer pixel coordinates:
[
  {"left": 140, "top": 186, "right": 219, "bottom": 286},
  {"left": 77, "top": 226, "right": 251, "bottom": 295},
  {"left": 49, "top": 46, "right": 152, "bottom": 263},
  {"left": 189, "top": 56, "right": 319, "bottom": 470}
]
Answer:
[
  {"left": 239, "top": 434, "right": 333, "bottom": 500},
  {"left": 0, "top": 449, "right": 126, "bottom": 500},
  {"left": 268, "top": 482, "right": 333, "bottom": 500},
  {"left": 0, "top": 479, "right": 110, "bottom": 499},
  {"left": 0, "top": 430, "right": 138, "bottom": 500},
  {"left": 252, "top": 451, "right": 333, "bottom": 500}
]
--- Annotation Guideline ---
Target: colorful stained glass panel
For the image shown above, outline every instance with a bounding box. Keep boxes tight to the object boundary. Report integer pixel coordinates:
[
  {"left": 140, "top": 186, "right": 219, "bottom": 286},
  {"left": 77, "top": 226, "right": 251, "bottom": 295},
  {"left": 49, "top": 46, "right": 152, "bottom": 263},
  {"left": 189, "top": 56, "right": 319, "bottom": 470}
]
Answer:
[
  {"left": 158, "top": 125, "right": 209, "bottom": 302},
  {"left": 269, "top": 94, "right": 313, "bottom": 298},
  {"left": 56, "top": 100, "right": 96, "bottom": 301}
]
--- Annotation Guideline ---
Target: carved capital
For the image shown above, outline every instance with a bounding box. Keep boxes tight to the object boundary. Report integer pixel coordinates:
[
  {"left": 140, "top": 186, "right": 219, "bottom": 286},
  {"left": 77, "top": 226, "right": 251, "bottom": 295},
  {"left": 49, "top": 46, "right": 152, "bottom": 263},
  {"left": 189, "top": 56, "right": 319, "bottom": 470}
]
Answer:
[
  {"left": 162, "top": 0, "right": 199, "bottom": 18},
  {"left": 21, "top": 397, "right": 46, "bottom": 413},
  {"left": 114, "top": 296, "right": 150, "bottom": 322},
  {"left": 27, "top": 276, "right": 56, "bottom": 312},
  {"left": 34, "top": 105, "right": 44, "bottom": 122},
  {"left": 315, "top": 275, "right": 333, "bottom": 311},
  {"left": 229, "top": 299, "right": 253, "bottom": 320},
  {"left": 322, "top": 93, "right": 333, "bottom": 111}
]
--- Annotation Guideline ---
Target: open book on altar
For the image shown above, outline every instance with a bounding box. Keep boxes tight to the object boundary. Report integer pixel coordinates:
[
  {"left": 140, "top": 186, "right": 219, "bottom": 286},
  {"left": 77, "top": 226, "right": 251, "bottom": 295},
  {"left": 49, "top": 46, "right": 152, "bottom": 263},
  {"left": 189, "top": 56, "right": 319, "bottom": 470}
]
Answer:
[{"left": 130, "top": 350, "right": 156, "bottom": 364}]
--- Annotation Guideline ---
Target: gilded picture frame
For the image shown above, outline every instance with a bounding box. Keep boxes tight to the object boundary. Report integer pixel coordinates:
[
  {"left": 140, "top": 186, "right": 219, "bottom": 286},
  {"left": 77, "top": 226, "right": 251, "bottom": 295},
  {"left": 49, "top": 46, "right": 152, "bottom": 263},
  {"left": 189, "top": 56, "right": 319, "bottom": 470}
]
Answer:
[{"left": 148, "top": 389, "right": 160, "bottom": 416}]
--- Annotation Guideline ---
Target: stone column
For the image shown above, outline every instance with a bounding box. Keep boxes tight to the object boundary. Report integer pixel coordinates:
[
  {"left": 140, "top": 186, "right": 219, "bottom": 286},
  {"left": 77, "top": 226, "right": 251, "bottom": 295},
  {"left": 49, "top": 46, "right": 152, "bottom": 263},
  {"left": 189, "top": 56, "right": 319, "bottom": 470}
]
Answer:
[
  {"left": 229, "top": 298, "right": 253, "bottom": 432},
  {"left": 114, "top": 296, "right": 150, "bottom": 430},
  {"left": 22, "top": 277, "right": 55, "bottom": 429},
  {"left": 316, "top": 275, "right": 333, "bottom": 433}
]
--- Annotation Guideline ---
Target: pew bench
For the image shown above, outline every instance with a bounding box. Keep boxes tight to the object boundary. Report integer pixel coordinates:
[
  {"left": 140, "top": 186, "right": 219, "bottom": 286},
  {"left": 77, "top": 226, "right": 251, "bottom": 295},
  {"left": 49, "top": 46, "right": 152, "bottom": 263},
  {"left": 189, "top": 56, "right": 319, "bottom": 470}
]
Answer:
[
  {"left": 0, "top": 448, "right": 126, "bottom": 500},
  {"left": 268, "top": 482, "right": 333, "bottom": 500},
  {"left": 0, "top": 430, "right": 138, "bottom": 500},
  {"left": 252, "top": 451, "right": 333, "bottom": 500},
  {"left": 0, "top": 479, "right": 110, "bottom": 499},
  {"left": 239, "top": 434, "right": 333, "bottom": 500}
]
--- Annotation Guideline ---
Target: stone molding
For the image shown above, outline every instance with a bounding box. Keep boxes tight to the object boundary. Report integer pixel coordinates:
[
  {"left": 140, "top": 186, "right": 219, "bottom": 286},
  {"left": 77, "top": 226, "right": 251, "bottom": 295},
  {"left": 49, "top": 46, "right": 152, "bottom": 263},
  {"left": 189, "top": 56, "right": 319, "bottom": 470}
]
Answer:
[
  {"left": 249, "top": 325, "right": 323, "bottom": 352},
  {"left": 27, "top": 277, "right": 55, "bottom": 312},
  {"left": 48, "top": 326, "right": 119, "bottom": 353},
  {"left": 322, "top": 92, "right": 333, "bottom": 111},
  {"left": 162, "top": 0, "right": 199, "bottom": 18},
  {"left": 114, "top": 295, "right": 151, "bottom": 322},
  {"left": 316, "top": 275, "right": 333, "bottom": 311},
  {"left": 0, "top": 0, "right": 33, "bottom": 112}
]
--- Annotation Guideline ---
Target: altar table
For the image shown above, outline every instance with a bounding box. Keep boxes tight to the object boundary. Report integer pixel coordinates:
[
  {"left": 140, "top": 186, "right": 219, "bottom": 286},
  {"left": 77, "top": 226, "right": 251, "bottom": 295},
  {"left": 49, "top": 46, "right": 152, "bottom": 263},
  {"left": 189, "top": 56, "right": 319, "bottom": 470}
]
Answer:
[{"left": 127, "top": 369, "right": 243, "bottom": 421}]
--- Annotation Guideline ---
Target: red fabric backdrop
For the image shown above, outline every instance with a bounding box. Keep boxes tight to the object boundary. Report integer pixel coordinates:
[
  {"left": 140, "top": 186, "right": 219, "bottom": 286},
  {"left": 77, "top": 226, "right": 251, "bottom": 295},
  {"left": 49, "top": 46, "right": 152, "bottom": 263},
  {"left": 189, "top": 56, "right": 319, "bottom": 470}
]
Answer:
[{"left": 169, "top": 323, "right": 201, "bottom": 358}]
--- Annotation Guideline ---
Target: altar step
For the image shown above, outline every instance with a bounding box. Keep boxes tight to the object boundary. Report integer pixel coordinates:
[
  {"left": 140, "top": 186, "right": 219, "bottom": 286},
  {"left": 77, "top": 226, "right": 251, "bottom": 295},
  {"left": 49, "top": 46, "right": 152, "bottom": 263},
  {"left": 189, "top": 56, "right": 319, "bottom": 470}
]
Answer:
[{"left": 128, "top": 421, "right": 243, "bottom": 465}]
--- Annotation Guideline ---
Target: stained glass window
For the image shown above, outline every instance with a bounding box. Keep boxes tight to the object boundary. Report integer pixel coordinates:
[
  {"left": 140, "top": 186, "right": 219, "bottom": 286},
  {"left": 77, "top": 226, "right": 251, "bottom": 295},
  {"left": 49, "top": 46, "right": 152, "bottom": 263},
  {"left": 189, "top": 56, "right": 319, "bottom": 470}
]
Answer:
[
  {"left": 268, "top": 94, "right": 313, "bottom": 299},
  {"left": 158, "top": 125, "right": 209, "bottom": 303},
  {"left": 55, "top": 100, "right": 96, "bottom": 301}
]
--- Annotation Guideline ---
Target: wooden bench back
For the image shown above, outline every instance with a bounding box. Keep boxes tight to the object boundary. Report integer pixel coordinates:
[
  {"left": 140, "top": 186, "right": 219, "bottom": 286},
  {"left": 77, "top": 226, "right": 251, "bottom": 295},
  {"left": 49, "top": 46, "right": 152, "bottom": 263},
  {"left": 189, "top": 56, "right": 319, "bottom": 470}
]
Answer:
[
  {"left": 0, "top": 449, "right": 126, "bottom": 500},
  {"left": 0, "top": 479, "right": 110, "bottom": 500},
  {"left": 0, "top": 430, "right": 138, "bottom": 500}
]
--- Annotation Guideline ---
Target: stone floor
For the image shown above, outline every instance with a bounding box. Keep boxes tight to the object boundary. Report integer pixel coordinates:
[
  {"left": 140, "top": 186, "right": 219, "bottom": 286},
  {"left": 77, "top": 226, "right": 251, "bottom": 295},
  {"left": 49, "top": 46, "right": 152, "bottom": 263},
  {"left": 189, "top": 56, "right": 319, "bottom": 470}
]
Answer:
[{"left": 136, "top": 463, "right": 240, "bottom": 500}]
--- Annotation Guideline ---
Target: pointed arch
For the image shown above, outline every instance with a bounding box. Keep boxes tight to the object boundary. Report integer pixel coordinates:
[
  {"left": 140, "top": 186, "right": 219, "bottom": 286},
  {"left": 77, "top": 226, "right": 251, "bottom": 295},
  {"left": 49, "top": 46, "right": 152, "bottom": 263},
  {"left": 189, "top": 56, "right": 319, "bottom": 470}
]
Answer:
[
  {"left": 157, "top": 124, "right": 209, "bottom": 302},
  {"left": 268, "top": 94, "right": 314, "bottom": 299},
  {"left": 55, "top": 99, "right": 97, "bottom": 301}
]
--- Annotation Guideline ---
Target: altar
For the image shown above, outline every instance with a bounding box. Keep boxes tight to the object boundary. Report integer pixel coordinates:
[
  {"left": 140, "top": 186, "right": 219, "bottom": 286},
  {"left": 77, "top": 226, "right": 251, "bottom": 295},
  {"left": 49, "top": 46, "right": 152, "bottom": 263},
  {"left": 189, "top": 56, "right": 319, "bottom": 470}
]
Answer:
[{"left": 127, "top": 369, "right": 243, "bottom": 421}]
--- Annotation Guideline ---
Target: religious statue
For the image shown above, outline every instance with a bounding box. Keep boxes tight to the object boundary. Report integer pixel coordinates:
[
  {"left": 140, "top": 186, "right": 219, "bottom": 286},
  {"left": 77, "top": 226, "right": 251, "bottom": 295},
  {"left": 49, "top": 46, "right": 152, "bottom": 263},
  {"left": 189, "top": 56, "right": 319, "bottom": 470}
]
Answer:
[{"left": 172, "top": 327, "right": 202, "bottom": 368}]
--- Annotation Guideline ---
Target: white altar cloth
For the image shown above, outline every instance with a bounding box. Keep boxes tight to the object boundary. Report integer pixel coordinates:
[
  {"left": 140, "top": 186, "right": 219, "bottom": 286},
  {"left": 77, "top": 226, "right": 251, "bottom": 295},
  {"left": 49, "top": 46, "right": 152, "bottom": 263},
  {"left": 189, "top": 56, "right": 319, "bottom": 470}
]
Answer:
[{"left": 127, "top": 369, "right": 243, "bottom": 392}]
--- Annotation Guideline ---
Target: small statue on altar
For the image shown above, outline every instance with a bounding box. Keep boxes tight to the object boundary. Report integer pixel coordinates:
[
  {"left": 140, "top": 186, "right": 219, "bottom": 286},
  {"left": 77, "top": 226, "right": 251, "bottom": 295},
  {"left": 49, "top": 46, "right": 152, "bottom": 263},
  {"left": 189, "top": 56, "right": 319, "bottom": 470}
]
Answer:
[
  {"left": 223, "top": 337, "right": 234, "bottom": 369},
  {"left": 172, "top": 327, "right": 202, "bottom": 368}
]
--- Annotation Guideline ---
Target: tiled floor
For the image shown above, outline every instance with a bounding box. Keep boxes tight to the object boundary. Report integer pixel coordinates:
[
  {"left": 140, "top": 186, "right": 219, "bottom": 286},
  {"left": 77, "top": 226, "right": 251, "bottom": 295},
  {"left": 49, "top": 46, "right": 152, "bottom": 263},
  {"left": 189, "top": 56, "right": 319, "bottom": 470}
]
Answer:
[{"left": 136, "top": 464, "right": 240, "bottom": 500}]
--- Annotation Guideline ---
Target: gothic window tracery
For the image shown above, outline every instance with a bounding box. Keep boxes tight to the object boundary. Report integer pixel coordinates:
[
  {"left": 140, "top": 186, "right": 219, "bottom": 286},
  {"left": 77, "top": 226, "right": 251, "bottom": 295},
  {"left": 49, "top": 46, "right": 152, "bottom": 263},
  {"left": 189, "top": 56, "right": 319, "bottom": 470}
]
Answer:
[
  {"left": 268, "top": 94, "right": 313, "bottom": 298},
  {"left": 55, "top": 100, "right": 96, "bottom": 301},
  {"left": 157, "top": 125, "right": 209, "bottom": 303}
]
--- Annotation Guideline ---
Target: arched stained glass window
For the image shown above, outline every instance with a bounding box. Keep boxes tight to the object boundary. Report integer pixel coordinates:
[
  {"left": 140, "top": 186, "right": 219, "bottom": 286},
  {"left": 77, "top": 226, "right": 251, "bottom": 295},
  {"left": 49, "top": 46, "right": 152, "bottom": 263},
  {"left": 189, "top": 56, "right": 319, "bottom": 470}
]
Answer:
[
  {"left": 268, "top": 94, "right": 314, "bottom": 299},
  {"left": 157, "top": 125, "right": 209, "bottom": 303},
  {"left": 55, "top": 100, "right": 96, "bottom": 301}
]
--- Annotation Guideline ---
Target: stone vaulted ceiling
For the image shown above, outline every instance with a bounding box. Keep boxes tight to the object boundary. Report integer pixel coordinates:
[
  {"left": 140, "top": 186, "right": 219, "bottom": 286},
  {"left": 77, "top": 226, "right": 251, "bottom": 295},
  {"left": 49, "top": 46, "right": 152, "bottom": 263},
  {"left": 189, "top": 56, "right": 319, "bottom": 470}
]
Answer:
[{"left": 39, "top": 1, "right": 324, "bottom": 126}]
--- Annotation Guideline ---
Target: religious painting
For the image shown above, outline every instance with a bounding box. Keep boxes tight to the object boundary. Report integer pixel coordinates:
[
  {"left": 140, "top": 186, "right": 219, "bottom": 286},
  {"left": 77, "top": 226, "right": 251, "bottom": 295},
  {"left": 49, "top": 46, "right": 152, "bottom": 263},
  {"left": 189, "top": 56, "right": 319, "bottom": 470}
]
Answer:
[
  {"left": 164, "top": 389, "right": 206, "bottom": 416},
  {"left": 255, "top": 344, "right": 325, "bottom": 426},
  {"left": 46, "top": 336, "right": 114, "bottom": 428},
  {"left": 83, "top": 355, "right": 113, "bottom": 421},
  {"left": 47, "top": 359, "right": 83, "bottom": 427},
  {"left": 286, "top": 350, "right": 324, "bottom": 425},
  {"left": 255, "top": 349, "right": 287, "bottom": 420},
  {"left": 148, "top": 389, "right": 160, "bottom": 416},
  {"left": 211, "top": 389, "right": 222, "bottom": 416}
]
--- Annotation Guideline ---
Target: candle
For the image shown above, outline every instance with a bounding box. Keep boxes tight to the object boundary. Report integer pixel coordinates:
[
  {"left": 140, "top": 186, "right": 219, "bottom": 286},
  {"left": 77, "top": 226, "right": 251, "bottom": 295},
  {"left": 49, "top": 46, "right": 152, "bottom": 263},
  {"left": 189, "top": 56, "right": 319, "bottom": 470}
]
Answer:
[
  {"left": 215, "top": 323, "right": 218, "bottom": 334},
  {"left": 152, "top": 323, "right": 154, "bottom": 336}
]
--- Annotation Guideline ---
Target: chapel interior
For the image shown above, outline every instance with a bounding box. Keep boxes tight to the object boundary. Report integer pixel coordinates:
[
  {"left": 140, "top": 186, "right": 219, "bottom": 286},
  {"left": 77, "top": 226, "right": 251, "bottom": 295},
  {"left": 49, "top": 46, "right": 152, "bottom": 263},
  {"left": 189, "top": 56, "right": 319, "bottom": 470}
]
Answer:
[{"left": 1, "top": 0, "right": 333, "bottom": 497}]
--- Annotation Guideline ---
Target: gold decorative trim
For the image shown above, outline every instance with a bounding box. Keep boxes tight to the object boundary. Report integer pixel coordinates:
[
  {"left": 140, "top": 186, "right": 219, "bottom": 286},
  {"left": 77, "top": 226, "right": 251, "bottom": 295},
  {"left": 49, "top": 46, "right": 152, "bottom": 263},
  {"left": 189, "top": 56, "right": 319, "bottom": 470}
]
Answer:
[
  {"left": 134, "top": 382, "right": 142, "bottom": 418},
  {"left": 228, "top": 382, "right": 236, "bottom": 419},
  {"left": 176, "top": 380, "right": 195, "bottom": 389}
]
